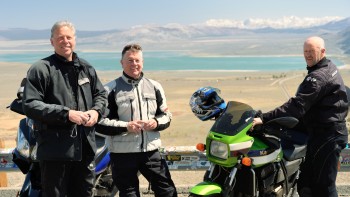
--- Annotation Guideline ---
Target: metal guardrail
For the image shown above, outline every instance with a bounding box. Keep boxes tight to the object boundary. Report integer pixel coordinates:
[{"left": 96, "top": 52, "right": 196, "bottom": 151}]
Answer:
[
  {"left": 1, "top": 146, "right": 350, "bottom": 172},
  {"left": 0, "top": 148, "right": 18, "bottom": 172}
]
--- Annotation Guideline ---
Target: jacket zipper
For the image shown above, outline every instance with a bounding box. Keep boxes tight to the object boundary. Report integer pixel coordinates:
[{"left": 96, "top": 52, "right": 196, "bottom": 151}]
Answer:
[{"left": 135, "top": 84, "right": 145, "bottom": 152}]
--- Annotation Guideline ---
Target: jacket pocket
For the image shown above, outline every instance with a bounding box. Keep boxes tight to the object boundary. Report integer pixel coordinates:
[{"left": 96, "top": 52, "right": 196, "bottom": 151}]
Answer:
[
  {"left": 79, "top": 77, "right": 93, "bottom": 109},
  {"left": 116, "top": 92, "right": 135, "bottom": 114},
  {"left": 143, "top": 93, "right": 157, "bottom": 116}
]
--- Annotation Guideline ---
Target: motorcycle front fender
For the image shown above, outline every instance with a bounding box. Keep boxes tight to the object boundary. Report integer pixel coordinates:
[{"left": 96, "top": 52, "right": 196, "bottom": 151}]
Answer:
[{"left": 189, "top": 181, "right": 222, "bottom": 196}]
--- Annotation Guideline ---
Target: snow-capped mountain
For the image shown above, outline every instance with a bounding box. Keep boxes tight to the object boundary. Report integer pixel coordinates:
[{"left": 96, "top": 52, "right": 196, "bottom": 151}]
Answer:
[
  {"left": 0, "top": 16, "right": 349, "bottom": 56},
  {"left": 203, "top": 16, "right": 344, "bottom": 29}
]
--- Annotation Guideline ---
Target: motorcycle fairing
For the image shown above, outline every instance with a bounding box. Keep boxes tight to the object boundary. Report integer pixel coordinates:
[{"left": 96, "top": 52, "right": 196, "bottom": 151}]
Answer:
[
  {"left": 250, "top": 147, "right": 282, "bottom": 166},
  {"left": 228, "top": 139, "right": 254, "bottom": 155},
  {"left": 206, "top": 131, "right": 254, "bottom": 167}
]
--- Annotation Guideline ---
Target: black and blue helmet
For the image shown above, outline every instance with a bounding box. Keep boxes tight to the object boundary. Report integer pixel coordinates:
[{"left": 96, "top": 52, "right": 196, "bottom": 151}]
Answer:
[{"left": 190, "top": 87, "right": 227, "bottom": 121}]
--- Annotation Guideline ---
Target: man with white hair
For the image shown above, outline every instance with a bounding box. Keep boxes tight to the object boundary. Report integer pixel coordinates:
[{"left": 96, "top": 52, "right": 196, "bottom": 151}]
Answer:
[
  {"left": 252, "top": 36, "right": 348, "bottom": 197},
  {"left": 23, "top": 20, "right": 107, "bottom": 197}
]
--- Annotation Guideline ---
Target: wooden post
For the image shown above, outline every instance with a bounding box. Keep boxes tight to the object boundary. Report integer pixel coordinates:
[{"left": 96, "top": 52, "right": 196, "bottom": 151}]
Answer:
[{"left": 0, "top": 138, "right": 8, "bottom": 187}]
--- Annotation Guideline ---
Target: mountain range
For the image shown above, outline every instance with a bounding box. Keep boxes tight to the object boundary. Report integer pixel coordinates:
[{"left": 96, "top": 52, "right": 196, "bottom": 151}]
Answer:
[{"left": 0, "top": 16, "right": 349, "bottom": 57}]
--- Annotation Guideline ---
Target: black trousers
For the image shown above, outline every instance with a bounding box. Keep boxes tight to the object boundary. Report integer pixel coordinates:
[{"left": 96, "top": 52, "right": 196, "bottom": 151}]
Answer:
[
  {"left": 40, "top": 140, "right": 95, "bottom": 197},
  {"left": 110, "top": 150, "right": 177, "bottom": 197},
  {"left": 297, "top": 126, "right": 348, "bottom": 197}
]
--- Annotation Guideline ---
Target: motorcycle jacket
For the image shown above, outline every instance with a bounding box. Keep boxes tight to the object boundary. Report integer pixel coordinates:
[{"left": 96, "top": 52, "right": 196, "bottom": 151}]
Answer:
[
  {"left": 97, "top": 72, "right": 172, "bottom": 153},
  {"left": 23, "top": 53, "right": 107, "bottom": 161},
  {"left": 262, "top": 57, "right": 348, "bottom": 134}
]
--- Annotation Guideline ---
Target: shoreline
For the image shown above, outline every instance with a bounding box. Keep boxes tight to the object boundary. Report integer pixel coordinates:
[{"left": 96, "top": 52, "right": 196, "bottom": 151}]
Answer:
[{"left": 1, "top": 51, "right": 350, "bottom": 73}]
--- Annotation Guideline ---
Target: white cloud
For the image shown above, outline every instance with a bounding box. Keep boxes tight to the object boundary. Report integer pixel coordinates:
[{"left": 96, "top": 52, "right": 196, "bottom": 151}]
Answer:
[{"left": 204, "top": 16, "right": 344, "bottom": 29}]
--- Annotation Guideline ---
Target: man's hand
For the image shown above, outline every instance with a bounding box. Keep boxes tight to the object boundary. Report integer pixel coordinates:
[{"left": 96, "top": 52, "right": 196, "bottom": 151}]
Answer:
[
  {"left": 68, "top": 110, "right": 99, "bottom": 127},
  {"left": 127, "top": 119, "right": 158, "bottom": 133},
  {"left": 83, "top": 110, "right": 99, "bottom": 127},
  {"left": 250, "top": 117, "right": 263, "bottom": 131},
  {"left": 140, "top": 119, "right": 157, "bottom": 131},
  {"left": 127, "top": 120, "right": 143, "bottom": 133}
]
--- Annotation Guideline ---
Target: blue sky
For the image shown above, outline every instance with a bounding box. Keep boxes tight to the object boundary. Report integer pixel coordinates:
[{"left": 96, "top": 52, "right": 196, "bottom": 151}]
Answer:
[{"left": 1, "top": 0, "right": 350, "bottom": 31}]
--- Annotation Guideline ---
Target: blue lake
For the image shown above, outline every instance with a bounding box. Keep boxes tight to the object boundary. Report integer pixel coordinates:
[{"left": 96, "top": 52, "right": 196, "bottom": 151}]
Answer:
[{"left": 0, "top": 51, "right": 344, "bottom": 71}]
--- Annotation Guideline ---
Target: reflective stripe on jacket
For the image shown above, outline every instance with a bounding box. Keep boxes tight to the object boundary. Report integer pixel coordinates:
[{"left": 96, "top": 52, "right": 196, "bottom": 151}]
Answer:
[{"left": 98, "top": 73, "right": 172, "bottom": 153}]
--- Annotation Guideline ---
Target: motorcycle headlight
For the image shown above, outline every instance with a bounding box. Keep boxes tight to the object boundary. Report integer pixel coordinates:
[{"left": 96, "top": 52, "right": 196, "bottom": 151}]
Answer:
[{"left": 210, "top": 140, "right": 228, "bottom": 160}]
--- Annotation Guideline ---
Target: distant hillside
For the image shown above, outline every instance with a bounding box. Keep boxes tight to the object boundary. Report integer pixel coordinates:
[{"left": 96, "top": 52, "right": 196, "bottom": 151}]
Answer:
[
  {"left": 338, "top": 27, "right": 350, "bottom": 55},
  {"left": 0, "top": 28, "right": 118, "bottom": 40},
  {"left": 0, "top": 17, "right": 349, "bottom": 56}
]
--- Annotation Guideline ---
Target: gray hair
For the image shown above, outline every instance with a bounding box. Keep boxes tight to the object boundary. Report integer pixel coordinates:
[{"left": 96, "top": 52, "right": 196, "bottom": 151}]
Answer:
[
  {"left": 50, "top": 20, "right": 76, "bottom": 38},
  {"left": 121, "top": 44, "right": 143, "bottom": 58},
  {"left": 305, "top": 36, "right": 325, "bottom": 50}
]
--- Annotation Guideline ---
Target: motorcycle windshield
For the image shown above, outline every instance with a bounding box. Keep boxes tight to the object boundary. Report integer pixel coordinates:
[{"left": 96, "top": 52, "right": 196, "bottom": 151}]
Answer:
[{"left": 210, "top": 101, "right": 255, "bottom": 136}]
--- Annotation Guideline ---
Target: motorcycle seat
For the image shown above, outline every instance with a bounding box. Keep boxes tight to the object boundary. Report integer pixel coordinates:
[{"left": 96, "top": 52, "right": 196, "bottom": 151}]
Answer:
[
  {"left": 280, "top": 129, "right": 308, "bottom": 161},
  {"left": 282, "top": 143, "right": 307, "bottom": 161}
]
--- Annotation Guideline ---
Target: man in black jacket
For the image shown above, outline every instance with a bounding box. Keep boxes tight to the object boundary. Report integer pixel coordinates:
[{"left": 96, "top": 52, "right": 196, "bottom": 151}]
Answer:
[
  {"left": 252, "top": 36, "right": 348, "bottom": 197},
  {"left": 23, "top": 20, "right": 107, "bottom": 197}
]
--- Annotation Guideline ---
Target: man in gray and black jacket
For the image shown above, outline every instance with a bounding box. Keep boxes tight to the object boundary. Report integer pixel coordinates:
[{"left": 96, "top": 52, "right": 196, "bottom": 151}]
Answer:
[{"left": 97, "top": 44, "right": 177, "bottom": 197}]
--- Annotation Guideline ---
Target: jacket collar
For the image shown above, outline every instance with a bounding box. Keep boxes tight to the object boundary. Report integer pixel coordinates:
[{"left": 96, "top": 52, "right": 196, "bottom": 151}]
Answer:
[
  {"left": 54, "top": 52, "right": 82, "bottom": 68},
  {"left": 122, "top": 72, "right": 143, "bottom": 85},
  {"left": 54, "top": 52, "right": 78, "bottom": 62},
  {"left": 307, "top": 57, "right": 328, "bottom": 72}
]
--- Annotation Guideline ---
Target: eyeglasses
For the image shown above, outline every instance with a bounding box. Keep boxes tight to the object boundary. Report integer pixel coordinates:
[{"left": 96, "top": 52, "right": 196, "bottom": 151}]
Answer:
[{"left": 122, "top": 44, "right": 142, "bottom": 57}]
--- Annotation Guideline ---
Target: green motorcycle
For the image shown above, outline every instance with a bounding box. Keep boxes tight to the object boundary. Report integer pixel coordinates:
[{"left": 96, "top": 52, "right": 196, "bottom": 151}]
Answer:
[{"left": 189, "top": 87, "right": 308, "bottom": 197}]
